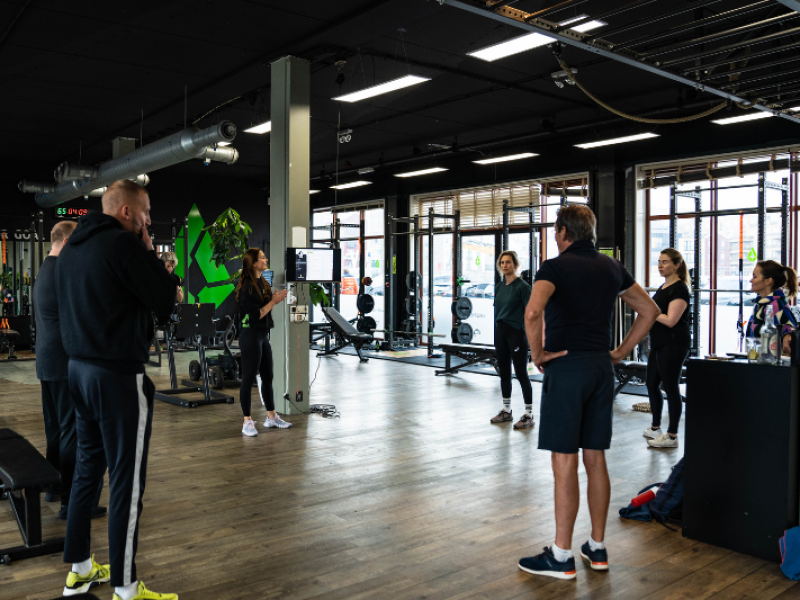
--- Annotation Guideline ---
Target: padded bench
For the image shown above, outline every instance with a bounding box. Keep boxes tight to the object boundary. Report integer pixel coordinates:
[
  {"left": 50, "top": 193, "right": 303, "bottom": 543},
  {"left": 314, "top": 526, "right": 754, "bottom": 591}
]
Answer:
[
  {"left": 613, "top": 360, "right": 687, "bottom": 399},
  {"left": 320, "top": 307, "right": 373, "bottom": 362},
  {"left": 436, "top": 343, "right": 499, "bottom": 376},
  {"left": 0, "top": 328, "right": 19, "bottom": 359},
  {"left": 0, "top": 428, "right": 64, "bottom": 565}
]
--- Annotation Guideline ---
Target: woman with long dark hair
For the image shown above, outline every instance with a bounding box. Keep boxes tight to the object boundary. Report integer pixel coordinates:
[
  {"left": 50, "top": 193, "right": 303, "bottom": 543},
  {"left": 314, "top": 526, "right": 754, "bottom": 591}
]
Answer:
[
  {"left": 644, "top": 248, "right": 691, "bottom": 449},
  {"left": 237, "top": 248, "right": 289, "bottom": 437},
  {"left": 747, "top": 259, "right": 799, "bottom": 356},
  {"left": 490, "top": 250, "right": 534, "bottom": 429}
]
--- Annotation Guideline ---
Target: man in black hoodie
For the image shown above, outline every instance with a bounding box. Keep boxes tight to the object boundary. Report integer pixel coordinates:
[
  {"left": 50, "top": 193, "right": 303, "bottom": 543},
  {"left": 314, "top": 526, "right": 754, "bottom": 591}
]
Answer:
[{"left": 57, "top": 179, "right": 178, "bottom": 600}]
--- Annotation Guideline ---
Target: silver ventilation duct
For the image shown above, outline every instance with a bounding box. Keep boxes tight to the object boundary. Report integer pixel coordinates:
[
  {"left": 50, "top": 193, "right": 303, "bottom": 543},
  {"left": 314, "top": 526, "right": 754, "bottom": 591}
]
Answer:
[
  {"left": 54, "top": 163, "right": 100, "bottom": 183},
  {"left": 19, "top": 181, "right": 56, "bottom": 194},
  {"left": 30, "top": 121, "right": 237, "bottom": 207}
]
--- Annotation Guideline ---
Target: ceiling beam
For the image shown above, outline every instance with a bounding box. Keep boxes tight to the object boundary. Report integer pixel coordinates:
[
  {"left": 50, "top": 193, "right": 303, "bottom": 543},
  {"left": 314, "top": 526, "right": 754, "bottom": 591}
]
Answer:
[
  {"left": 776, "top": 0, "right": 800, "bottom": 12},
  {"left": 440, "top": 0, "right": 800, "bottom": 124}
]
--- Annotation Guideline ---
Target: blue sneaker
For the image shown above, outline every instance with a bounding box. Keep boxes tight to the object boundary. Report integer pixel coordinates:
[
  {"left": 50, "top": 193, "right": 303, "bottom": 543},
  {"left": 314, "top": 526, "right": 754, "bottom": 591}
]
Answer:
[
  {"left": 518, "top": 547, "right": 577, "bottom": 580},
  {"left": 580, "top": 541, "right": 609, "bottom": 571}
]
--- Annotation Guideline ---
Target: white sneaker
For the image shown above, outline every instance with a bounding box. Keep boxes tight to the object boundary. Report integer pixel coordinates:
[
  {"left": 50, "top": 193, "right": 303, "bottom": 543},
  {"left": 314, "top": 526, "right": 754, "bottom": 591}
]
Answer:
[
  {"left": 647, "top": 433, "right": 678, "bottom": 448},
  {"left": 264, "top": 414, "right": 292, "bottom": 429},
  {"left": 242, "top": 420, "right": 258, "bottom": 437},
  {"left": 643, "top": 427, "right": 662, "bottom": 439}
]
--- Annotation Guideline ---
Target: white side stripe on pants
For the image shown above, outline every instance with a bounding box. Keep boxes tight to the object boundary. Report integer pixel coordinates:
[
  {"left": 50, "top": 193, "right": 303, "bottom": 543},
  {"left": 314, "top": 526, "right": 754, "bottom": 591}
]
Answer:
[
  {"left": 256, "top": 374, "right": 265, "bottom": 406},
  {"left": 124, "top": 374, "right": 148, "bottom": 586}
]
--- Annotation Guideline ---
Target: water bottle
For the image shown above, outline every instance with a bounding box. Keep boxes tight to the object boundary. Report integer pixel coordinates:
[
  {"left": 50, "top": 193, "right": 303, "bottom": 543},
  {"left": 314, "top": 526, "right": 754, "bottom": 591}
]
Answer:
[{"left": 759, "top": 305, "right": 779, "bottom": 364}]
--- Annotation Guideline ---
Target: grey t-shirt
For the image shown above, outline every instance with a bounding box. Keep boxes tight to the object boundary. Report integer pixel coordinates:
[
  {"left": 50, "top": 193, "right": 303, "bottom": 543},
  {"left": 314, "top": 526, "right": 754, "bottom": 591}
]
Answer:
[{"left": 33, "top": 256, "right": 69, "bottom": 381}]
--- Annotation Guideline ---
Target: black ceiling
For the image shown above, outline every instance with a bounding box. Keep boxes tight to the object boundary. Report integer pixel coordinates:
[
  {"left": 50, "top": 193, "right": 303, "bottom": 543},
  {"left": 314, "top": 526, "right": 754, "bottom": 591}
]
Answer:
[{"left": 3, "top": 0, "right": 800, "bottom": 191}]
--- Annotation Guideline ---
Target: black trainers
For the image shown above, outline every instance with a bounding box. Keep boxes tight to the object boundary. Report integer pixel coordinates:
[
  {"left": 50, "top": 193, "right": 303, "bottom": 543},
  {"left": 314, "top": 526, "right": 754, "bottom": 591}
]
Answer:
[
  {"left": 518, "top": 547, "right": 577, "bottom": 580},
  {"left": 580, "top": 541, "right": 609, "bottom": 571},
  {"left": 514, "top": 413, "right": 534, "bottom": 429},
  {"left": 57, "top": 505, "right": 108, "bottom": 520},
  {"left": 490, "top": 409, "right": 513, "bottom": 423}
]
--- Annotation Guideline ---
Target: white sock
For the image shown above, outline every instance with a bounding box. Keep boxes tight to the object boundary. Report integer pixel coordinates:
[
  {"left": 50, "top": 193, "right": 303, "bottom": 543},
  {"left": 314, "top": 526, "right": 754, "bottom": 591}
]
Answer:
[
  {"left": 115, "top": 581, "right": 139, "bottom": 600},
  {"left": 551, "top": 543, "right": 572, "bottom": 562},
  {"left": 525, "top": 406, "right": 532, "bottom": 416},
  {"left": 589, "top": 537, "right": 605, "bottom": 551},
  {"left": 502, "top": 399, "right": 511, "bottom": 412},
  {"left": 72, "top": 558, "right": 92, "bottom": 575}
]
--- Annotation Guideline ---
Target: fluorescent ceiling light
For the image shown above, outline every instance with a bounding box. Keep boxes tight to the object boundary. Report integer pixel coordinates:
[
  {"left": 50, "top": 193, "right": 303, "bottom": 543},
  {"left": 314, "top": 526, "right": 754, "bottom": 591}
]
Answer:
[
  {"left": 333, "top": 75, "right": 430, "bottom": 102},
  {"left": 309, "top": 190, "right": 321, "bottom": 194},
  {"left": 244, "top": 121, "right": 271, "bottom": 134},
  {"left": 469, "top": 16, "right": 605, "bottom": 62},
  {"left": 575, "top": 133, "right": 659, "bottom": 149},
  {"left": 393, "top": 167, "right": 448, "bottom": 178},
  {"left": 711, "top": 112, "right": 773, "bottom": 125},
  {"left": 473, "top": 152, "right": 539, "bottom": 164},
  {"left": 558, "top": 15, "right": 607, "bottom": 33},
  {"left": 330, "top": 181, "right": 372, "bottom": 190}
]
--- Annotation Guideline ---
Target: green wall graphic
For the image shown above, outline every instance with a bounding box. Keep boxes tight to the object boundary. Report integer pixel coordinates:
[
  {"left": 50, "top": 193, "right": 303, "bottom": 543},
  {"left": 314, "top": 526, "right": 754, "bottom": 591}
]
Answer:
[{"left": 174, "top": 203, "right": 235, "bottom": 309}]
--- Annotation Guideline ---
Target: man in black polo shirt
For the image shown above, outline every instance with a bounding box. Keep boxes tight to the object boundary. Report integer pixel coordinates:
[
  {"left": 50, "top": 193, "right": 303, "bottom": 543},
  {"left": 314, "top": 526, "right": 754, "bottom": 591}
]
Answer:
[{"left": 518, "top": 204, "right": 659, "bottom": 580}]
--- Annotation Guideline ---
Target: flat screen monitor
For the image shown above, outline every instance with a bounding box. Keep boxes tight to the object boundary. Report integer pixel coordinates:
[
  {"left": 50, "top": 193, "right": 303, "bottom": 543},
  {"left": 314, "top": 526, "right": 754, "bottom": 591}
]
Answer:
[{"left": 285, "top": 248, "right": 341, "bottom": 283}]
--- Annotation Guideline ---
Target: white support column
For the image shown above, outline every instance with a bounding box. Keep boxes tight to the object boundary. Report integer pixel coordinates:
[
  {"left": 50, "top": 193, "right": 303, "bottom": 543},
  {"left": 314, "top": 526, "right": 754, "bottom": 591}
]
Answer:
[{"left": 270, "top": 56, "right": 310, "bottom": 414}]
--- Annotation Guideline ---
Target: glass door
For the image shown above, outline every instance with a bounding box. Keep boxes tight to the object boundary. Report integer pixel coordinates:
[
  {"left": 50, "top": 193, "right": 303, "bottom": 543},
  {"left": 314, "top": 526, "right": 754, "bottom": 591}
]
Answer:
[{"left": 461, "top": 234, "right": 496, "bottom": 344}]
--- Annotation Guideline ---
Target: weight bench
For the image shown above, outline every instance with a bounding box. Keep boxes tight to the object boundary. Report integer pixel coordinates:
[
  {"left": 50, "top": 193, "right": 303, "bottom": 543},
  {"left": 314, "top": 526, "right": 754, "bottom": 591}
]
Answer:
[
  {"left": 0, "top": 429, "right": 65, "bottom": 565},
  {"left": 0, "top": 328, "right": 19, "bottom": 359},
  {"left": 436, "top": 343, "right": 499, "bottom": 376},
  {"left": 320, "top": 307, "right": 373, "bottom": 363},
  {"left": 613, "top": 360, "right": 687, "bottom": 399}
]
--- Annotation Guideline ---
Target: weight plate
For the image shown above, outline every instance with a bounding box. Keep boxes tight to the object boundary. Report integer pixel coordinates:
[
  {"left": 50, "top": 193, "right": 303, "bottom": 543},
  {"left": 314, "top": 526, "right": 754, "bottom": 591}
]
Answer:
[
  {"left": 451, "top": 296, "right": 473, "bottom": 320},
  {"left": 211, "top": 366, "right": 225, "bottom": 389},
  {"left": 405, "top": 271, "right": 423, "bottom": 291},
  {"left": 358, "top": 316, "right": 377, "bottom": 334},
  {"left": 356, "top": 294, "right": 375, "bottom": 314},
  {"left": 405, "top": 297, "right": 422, "bottom": 315},
  {"left": 451, "top": 322, "right": 473, "bottom": 344},
  {"left": 188, "top": 360, "right": 201, "bottom": 381}
]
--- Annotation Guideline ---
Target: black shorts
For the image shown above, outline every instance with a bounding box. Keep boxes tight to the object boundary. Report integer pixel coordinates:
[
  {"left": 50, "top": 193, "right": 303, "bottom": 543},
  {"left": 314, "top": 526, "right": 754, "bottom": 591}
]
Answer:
[{"left": 538, "top": 351, "right": 615, "bottom": 454}]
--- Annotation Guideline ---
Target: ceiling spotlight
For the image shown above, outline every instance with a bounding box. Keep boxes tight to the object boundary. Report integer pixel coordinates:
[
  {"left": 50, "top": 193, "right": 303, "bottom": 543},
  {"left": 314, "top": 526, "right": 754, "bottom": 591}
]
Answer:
[
  {"left": 244, "top": 121, "right": 271, "bottom": 134},
  {"left": 575, "top": 133, "right": 659, "bottom": 149},
  {"left": 394, "top": 167, "right": 448, "bottom": 178},
  {"left": 338, "top": 129, "right": 353, "bottom": 144},
  {"left": 473, "top": 153, "right": 538, "bottom": 165},
  {"left": 330, "top": 181, "right": 372, "bottom": 190},
  {"left": 332, "top": 75, "right": 430, "bottom": 102}
]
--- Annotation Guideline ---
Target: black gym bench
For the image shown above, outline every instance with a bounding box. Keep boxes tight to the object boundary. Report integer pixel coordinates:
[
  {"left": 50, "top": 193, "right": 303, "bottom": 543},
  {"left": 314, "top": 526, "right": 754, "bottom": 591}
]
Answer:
[
  {"left": 613, "top": 360, "right": 687, "bottom": 398},
  {"left": 319, "top": 307, "right": 373, "bottom": 363},
  {"left": 0, "top": 428, "right": 65, "bottom": 565},
  {"left": 0, "top": 327, "right": 19, "bottom": 359},
  {"left": 436, "top": 343, "right": 499, "bottom": 376}
]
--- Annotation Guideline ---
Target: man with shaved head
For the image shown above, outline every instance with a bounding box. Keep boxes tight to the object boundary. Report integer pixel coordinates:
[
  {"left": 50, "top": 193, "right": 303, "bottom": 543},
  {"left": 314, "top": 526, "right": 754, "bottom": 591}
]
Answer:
[{"left": 56, "top": 179, "right": 178, "bottom": 600}]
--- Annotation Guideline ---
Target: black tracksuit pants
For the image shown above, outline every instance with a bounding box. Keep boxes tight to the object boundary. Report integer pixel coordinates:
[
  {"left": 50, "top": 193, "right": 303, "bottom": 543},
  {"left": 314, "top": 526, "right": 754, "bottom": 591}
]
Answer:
[
  {"left": 646, "top": 343, "right": 690, "bottom": 435},
  {"left": 64, "top": 360, "right": 154, "bottom": 588},
  {"left": 41, "top": 378, "right": 77, "bottom": 504},
  {"left": 239, "top": 328, "right": 275, "bottom": 416},
  {"left": 494, "top": 320, "right": 532, "bottom": 405}
]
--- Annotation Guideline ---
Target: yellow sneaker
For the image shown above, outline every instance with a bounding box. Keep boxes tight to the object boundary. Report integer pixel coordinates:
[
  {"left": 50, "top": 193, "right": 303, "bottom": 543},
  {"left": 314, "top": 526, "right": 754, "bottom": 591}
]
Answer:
[
  {"left": 63, "top": 554, "right": 111, "bottom": 596},
  {"left": 112, "top": 580, "right": 179, "bottom": 600}
]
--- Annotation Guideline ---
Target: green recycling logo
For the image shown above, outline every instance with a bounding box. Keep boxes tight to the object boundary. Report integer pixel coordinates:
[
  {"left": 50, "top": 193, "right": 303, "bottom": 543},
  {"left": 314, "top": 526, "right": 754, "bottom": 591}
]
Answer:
[
  {"left": 475, "top": 256, "right": 481, "bottom": 266},
  {"left": 747, "top": 248, "right": 758, "bottom": 262},
  {"left": 174, "top": 203, "right": 235, "bottom": 309}
]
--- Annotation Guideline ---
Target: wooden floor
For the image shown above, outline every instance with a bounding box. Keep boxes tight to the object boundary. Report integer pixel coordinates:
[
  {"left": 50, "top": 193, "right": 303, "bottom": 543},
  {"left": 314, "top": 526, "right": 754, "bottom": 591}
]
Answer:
[{"left": 1, "top": 353, "right": 798, "bottom": 600}]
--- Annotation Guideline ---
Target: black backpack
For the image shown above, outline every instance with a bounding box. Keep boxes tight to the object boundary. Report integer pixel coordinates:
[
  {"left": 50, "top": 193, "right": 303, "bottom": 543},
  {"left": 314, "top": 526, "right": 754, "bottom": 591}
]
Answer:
[{"left": 648, "top": 458, "right": 684, "bottom": 526}]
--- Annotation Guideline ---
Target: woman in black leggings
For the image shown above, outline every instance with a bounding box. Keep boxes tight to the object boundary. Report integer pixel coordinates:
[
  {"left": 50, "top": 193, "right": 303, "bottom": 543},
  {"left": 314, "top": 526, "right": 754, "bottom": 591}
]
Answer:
[
  {"left": 490, "top": 250, "right": 534, "bottom": 430},
  {"left": 644, "top": 248, "right": 691, "bottom": 449},
  {"left": 237, "top": 248, "right": 288, "bottom": 437}
]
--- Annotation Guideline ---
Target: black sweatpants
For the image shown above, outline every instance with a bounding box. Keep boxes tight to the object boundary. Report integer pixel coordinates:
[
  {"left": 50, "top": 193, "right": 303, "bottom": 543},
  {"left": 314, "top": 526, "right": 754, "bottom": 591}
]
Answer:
[
  {"left": 494, "top": 320, "right": 532, "bottom": 405},
  {"left": 64, "top": 360, "right": 154, "bottom": 588},
  {"left": 239, "top": 328, "right": 274, "bottom": 416},
  {"left": 41, "top": 378, "right": 76, "bottom": 504},
  {"left": 646, "top": 343, "right": 690, "bottom": 435}
]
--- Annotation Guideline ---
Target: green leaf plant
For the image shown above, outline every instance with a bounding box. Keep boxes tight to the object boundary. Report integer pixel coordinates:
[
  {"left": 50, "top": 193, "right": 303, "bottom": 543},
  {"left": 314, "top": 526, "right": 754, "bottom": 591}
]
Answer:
[{"left": 201, "top": 208, "right": 252, "bottom": 284}]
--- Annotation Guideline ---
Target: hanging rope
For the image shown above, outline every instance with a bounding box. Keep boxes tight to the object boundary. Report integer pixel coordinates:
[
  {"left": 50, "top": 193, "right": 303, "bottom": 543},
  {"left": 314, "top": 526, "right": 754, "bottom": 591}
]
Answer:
[
  {"left": 676, "top": 165, "right": 683, "bottom": 185},
  {"left": 736, "top": 157, "right": 743, "bottom": 178},
  {"left": 557, "top": 59, "right": 728, "bottom": 124},
  {"left": 648, "top": 169, "right": 655, "bottom": 189},
  {"left": 705, "top": 162, "right": 714, "bottom": 181}
]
